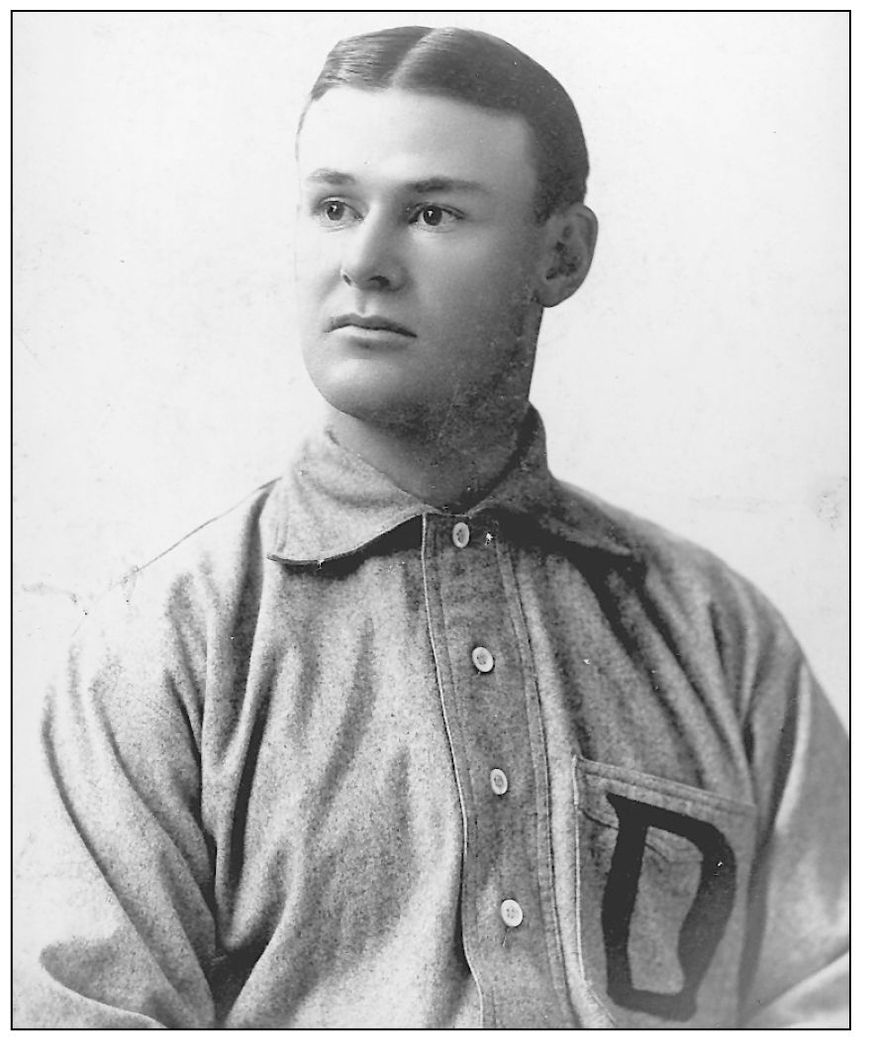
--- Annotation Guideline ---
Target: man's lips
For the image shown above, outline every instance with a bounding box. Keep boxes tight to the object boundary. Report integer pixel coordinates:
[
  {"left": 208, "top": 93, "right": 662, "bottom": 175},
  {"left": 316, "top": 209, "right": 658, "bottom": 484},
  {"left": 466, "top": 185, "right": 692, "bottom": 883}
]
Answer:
[{"left": 328, "top": 314, "right": 416, "bottom": 338}]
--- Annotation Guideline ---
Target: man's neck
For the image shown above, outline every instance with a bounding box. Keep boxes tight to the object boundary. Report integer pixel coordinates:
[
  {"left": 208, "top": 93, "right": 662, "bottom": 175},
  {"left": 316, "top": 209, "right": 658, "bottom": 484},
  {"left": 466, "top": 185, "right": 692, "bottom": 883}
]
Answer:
[{"left": 326, "top": 402, "right": 530, "bottom": 511}]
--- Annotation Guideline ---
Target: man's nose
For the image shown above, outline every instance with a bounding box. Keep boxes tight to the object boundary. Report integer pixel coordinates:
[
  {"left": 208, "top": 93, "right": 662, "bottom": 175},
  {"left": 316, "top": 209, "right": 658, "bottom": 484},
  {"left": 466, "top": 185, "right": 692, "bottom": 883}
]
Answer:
[{"left": 339, "top": 212, "right": 406, "bottom": 292}]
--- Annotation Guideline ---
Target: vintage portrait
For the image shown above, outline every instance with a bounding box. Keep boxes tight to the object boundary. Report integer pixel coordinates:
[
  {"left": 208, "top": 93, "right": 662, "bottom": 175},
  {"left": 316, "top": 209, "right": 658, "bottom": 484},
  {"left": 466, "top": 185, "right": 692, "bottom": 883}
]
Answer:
[{"left": 12, "top": 11, "right": 848, "bottom": 1029}]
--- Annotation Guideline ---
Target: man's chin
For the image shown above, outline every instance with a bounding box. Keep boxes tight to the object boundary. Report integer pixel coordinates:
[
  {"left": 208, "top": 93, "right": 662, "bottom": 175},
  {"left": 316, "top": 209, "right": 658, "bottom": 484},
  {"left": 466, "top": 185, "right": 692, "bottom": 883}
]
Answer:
[{"left": 312, "top": 378, "right": 433, "bottom": 434}]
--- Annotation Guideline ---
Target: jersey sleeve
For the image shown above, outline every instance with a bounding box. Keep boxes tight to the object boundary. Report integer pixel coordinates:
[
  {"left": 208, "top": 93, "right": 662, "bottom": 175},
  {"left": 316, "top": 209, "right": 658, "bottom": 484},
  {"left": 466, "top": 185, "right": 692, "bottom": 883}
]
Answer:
[
  {"left": 13, "top": 587, "right": 217, "bottom": 1028},
  {"left": 736, "top": 607, "right": 848, "bottom": 1028}
]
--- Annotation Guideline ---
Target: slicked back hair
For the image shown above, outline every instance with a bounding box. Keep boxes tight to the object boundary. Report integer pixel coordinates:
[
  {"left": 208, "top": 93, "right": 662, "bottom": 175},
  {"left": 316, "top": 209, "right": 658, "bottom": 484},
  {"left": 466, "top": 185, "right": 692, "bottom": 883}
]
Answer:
[{"left": 300, "top": 26, "right": 589, "bottom": 222}]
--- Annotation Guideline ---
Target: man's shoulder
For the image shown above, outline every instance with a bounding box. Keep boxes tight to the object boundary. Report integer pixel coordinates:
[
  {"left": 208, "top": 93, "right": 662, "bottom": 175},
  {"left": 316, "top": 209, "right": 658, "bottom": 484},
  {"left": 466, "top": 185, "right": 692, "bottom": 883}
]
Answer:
[
  {"left": 147, "top": 478, "right": 279, "bottom": 577},
  {"left": 552, "top": 478, "right": 784, "bottom": 634},
  {"left": 80, "top": 477, "right": 282, "bottom": 646},
  {"left": 555, "top": 478, "right": 721, "bottom": 568}
]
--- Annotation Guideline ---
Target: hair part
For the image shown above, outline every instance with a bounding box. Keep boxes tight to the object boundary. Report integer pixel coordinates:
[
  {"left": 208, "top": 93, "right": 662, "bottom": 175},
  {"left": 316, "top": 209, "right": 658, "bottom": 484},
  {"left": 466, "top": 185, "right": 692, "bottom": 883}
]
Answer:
[{"left": 300, "top": 26, "right": 589, "bottom": 222}]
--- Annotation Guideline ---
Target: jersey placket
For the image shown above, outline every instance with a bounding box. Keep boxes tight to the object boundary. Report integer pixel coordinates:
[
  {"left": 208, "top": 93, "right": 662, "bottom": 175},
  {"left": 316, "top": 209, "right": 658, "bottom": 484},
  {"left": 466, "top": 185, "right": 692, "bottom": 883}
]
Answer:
[{"left": 421, "top": 512, "right": 574, "bottom": 1028}]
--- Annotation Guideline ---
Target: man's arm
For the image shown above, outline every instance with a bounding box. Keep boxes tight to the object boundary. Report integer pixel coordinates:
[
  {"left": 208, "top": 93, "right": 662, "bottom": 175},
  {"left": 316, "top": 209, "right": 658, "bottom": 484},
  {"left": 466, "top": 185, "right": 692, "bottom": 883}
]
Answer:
[
  {"left": 737, "top": 621, "right": 848, "bottom": 1028},
  {"left": 14, "top": 592, "right": 217, "bottom": 1028}
]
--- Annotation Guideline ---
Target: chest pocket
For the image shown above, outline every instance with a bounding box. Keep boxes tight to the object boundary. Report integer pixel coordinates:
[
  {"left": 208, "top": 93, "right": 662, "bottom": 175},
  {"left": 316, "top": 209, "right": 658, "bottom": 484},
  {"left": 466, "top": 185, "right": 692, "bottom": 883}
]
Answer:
[{"left": 572, "top": 754, "right": 757, "bottom": 1027}]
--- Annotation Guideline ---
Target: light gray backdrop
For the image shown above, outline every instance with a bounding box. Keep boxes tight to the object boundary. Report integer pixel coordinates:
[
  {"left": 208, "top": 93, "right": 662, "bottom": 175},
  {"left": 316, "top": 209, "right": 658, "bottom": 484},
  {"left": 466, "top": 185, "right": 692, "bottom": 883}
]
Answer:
[{"left": 13, "top": 11, "right": 848, "bottom": 732}]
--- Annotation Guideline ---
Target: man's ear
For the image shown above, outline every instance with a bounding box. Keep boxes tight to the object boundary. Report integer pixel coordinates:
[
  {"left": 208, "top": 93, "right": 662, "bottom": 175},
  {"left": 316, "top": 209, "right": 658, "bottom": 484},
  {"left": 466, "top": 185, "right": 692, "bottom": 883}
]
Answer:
[{"left": 534, "top": 203, "right": 598, "bottom": 308}]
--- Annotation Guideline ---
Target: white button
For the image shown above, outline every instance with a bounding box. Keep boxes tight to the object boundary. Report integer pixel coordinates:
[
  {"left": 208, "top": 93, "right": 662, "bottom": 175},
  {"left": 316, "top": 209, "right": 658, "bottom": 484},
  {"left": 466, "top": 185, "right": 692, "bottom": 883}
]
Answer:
[
  {"left": 490, "top": 768, "right": 508, "bottom": 795},
  {"left": 500, "top": 899, "right": 523, "bottom": 928},
  {"left": 471, "top": 646, "right": 495, "bottom": 673},
  {"left": 452, "top": 521, "right": 470, "bottom": 549}
]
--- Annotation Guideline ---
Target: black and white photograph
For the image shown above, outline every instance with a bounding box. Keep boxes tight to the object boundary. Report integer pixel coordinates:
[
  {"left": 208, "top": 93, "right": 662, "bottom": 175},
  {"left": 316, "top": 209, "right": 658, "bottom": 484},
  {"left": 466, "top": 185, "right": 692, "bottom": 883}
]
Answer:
[{"left": 12, "top": 10, "right": 849, "bottom": 1029}]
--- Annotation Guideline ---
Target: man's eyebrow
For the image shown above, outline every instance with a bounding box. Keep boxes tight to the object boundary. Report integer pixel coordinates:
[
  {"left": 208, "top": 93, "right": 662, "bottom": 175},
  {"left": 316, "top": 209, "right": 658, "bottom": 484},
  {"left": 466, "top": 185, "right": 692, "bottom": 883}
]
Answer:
[
  {"left": 407, "top": 177, "right": 488, "bottom": 194},
  {"left": 305, "top": 168, "right": 356, "bottom": 186},
  {"left": 304, "top": 169, "right": 488, "bottom": 194}
]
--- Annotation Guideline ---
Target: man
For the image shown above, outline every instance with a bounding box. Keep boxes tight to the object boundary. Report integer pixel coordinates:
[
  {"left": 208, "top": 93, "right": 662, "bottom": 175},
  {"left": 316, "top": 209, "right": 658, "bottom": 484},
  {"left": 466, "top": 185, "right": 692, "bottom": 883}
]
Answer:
[{"left": 14, "top": 25, "right": 847, "bottom": 1029}]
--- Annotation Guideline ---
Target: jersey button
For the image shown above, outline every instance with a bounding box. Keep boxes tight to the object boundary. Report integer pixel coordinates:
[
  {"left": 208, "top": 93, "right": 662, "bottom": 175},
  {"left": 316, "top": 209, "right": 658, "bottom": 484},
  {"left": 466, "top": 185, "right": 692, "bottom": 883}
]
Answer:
[
  {"left": 451, "top": 521, "right": 470, "bottom": 549},
  {"left": 500, "top": 899, "right": 524, "bottom": 928},
  {"left": 471, "top": 646, "right": 495, "bottom": 673},
  {"left": 490, "top": 768, "right": 509, "bottom": 795}
]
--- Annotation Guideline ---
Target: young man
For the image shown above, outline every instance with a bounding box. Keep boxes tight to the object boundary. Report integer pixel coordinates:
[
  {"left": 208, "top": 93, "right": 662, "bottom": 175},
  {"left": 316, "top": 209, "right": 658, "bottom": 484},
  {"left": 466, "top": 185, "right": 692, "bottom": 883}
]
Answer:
[{"left": 14, "top": 26, "right": 847, "bottom": 1029}]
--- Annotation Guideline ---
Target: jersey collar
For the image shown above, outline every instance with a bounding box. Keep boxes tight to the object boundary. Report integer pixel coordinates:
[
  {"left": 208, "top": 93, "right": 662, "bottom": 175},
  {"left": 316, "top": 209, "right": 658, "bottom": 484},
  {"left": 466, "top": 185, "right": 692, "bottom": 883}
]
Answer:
[{"left": 266, "top": 407, "right": 635, "bottom": 566}]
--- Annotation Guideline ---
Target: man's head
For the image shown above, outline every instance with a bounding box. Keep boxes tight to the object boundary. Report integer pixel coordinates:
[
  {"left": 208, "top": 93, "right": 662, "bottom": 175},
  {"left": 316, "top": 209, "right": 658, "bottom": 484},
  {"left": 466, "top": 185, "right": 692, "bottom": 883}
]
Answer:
[
  {"left": 294, "top": 26, "right": 597, "bottom": 438},
  {"left": 300, "top": 26, "right": 590, "bottom": 224}
]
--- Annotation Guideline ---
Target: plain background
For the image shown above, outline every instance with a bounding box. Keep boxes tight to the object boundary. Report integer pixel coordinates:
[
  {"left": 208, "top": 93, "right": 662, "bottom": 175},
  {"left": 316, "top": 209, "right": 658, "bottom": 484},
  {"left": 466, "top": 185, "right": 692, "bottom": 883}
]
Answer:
[{"left": 13, "top": 10, "right": 848, "bottom": 728}]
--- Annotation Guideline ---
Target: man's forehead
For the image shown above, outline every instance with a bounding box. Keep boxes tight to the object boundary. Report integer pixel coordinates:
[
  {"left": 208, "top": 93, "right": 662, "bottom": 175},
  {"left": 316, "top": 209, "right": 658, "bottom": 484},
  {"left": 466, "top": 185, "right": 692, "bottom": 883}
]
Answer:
[{"left": 297, "top": 86, "right": 537, "bottom": 193}]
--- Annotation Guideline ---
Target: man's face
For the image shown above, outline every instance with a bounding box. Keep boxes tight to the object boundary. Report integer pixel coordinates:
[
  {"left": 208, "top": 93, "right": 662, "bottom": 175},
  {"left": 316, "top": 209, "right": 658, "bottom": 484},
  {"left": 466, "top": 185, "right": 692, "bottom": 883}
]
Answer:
[{"left": 295, "top": 86, "right": 551, "bottom": 433}]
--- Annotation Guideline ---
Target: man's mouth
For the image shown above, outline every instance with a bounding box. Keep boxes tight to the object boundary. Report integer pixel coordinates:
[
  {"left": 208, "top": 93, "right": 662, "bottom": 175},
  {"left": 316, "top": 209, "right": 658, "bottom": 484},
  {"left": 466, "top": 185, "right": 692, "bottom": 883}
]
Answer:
[{"left": 328, "top": 314, "right": 416, "bottom": 338}]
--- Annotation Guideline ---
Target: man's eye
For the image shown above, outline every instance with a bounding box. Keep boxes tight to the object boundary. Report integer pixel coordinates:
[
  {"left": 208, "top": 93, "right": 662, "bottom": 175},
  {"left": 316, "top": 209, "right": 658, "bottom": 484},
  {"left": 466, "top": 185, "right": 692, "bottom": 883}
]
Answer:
[
  {"left": 410, "top": 205, "right": 460, "bottom": 229},
  {"left": 316, "top": 200, "right": 355, "bottom": 224}
]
